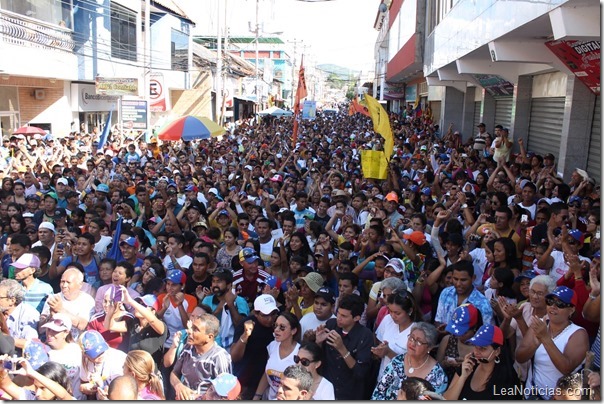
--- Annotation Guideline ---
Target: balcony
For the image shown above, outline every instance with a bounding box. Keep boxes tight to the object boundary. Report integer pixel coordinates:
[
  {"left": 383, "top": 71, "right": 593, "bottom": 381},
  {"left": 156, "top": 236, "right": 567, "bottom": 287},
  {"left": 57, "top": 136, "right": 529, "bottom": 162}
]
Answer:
[{"left": 0, "top": 9, "right": 74, "bottom": 53}]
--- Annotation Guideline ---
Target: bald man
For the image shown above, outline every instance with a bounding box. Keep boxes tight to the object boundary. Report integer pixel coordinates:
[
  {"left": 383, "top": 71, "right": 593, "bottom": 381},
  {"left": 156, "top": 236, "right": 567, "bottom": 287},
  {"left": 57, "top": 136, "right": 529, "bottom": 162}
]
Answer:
[
  {"left": 108, "top": 375, "right": 139, "bottom": 400},
  {"left": 39, "top": 268, "right": 95, "bottom": 340}
]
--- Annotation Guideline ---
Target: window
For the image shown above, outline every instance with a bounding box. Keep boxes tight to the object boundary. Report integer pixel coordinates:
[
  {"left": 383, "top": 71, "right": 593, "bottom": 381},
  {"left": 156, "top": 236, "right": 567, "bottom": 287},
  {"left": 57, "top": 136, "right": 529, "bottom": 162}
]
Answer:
[
  {"left": 171, "top": 29, "right": 189, "bottom": 71},
  {"left": 0, "top": 0, "right": 73, "bottom": 28},
  {"left": 110, "top": 2, "right": 137, "bottom": 61}
]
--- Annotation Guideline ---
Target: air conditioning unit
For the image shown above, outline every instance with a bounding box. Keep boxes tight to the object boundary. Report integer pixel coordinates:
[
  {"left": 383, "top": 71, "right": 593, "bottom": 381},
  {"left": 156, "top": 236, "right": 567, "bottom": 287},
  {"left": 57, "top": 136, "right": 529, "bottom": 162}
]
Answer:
[{"left": 34, "top": 89, "right": 45, "bottom": 100}]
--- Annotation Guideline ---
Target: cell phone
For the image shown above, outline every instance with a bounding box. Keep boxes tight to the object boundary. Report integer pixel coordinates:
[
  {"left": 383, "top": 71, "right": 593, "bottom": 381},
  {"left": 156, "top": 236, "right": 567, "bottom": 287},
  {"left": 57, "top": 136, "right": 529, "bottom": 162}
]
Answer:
[
  {"left": 57, "top": 243, "right": 64, "bottom": 249},
  {"left": 113, "top": 287, "right": 123, "bottom": 303},
  {"left": 521, "top": 214, "right": 528, "bottom": 222}
]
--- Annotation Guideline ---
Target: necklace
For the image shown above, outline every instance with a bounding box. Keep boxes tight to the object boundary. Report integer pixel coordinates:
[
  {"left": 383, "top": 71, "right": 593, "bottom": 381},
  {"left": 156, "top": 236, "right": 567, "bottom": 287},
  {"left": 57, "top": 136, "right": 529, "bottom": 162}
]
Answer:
[
  {"left": 549, "top": 323, "right": 572, "bottom": 340},
  {"left": 407, "top": 355, "right": 430, "bottom": 374}
]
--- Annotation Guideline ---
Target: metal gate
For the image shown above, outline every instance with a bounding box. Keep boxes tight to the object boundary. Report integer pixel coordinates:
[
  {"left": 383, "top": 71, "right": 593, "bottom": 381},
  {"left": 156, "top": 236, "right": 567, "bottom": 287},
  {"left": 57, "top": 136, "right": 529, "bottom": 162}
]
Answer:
[
  {"left": 494, "top": 97, "right": 513, "bottom": 129},
  {"left": 527, "top": 97, "right": 565, "bottom": 158},
  {"left": 473, "top": 101, "right": 482, "bottom": 129},
  {"left": 587, "top": 96, "right": 600, "bottom": 184},
  {"left": 430, "top": 101, "right": 441, "bottom": 128}
]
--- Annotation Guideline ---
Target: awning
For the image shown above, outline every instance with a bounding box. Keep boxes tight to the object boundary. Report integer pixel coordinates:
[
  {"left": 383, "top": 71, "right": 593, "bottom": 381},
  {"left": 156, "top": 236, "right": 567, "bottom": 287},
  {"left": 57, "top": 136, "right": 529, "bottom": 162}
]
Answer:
[
  {"left": 170, "top": 89, "right": 212, "bottom": 118},
  {"left": 234, "top": 95, "right": 257, "bottom": 103},
  {"left": 383, "top": 93, "right": 406, "bottom": 100}
]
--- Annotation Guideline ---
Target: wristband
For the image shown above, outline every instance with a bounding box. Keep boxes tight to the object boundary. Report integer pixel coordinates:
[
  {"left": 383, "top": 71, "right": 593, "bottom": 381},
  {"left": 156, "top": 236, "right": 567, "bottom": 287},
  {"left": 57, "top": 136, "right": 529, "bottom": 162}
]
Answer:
[
  {"left": 589, "top": 293, "right": 599, "bottom": 300},
  {"left": 342, "top": 351, "right": 351, "bottom": 360},
  {"left": 240, "top": 337, "right": 247, "bottom": 344}
]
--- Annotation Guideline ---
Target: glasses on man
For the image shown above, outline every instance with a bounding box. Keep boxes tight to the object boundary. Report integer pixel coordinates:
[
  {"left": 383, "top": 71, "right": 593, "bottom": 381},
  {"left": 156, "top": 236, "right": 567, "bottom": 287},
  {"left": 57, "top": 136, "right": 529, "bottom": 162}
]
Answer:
[
  {"left": 529, "top": 289, "right": 545, "bottom": 298},
  {"left": 293, "top": 355, "right": 313, "bottom": 366},
  {"left": 568, "top": 203, "right": 581, "bottom": 208},
  {"left": 545, "top": 298, "right": 573, "bottom": 309}
]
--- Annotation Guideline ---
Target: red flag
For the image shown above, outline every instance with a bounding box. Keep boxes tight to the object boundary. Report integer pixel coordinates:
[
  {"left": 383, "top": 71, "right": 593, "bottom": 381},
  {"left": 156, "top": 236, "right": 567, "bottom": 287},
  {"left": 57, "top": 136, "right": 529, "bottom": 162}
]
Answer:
[
  {"left": 352, "top": 96, "right": 370, "bottom": 117},
  {"left": 292, "top": 56, "right": 307, "bottom": 147}
]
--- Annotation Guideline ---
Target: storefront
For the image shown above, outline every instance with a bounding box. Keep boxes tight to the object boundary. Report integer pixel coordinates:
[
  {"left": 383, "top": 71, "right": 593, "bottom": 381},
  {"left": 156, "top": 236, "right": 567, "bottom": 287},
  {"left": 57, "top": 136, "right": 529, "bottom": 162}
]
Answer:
[{"left": 70, "top": 83, "right": 118, "bottom": 134}]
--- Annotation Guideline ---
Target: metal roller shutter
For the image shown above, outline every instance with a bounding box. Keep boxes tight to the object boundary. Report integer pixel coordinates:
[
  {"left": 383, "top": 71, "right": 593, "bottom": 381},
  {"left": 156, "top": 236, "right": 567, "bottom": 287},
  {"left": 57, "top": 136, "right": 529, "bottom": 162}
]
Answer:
[
  {"left": 587, "top": 96, "right": 600, "bottom": 184},
  {"left": 527, "top": 97, "right": 565, "bottom": 158},
  {"left": 494, "top": 97, "right": 513, "bottom": 129},
  {"left": 473, "top": 101, "right": 482, "bottom": 128},
  {"left": 431, "top": 101, "right": 441, "bottom": 128}
]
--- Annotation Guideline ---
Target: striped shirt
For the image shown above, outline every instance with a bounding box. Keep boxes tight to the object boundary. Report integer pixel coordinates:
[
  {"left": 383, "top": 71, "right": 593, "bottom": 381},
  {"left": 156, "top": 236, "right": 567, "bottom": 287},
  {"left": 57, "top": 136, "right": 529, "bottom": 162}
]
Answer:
[
  {"left": 173, "top": 342, "right": 232, "bottom": 394},
  {"left": 23, "top": 278, "right": 53, "bottom": 313}
]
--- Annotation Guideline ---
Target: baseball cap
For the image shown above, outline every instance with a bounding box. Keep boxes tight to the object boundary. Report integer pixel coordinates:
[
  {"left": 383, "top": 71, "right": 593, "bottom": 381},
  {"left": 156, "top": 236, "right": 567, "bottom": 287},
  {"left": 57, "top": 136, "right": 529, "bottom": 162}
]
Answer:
[
  {"left": 119, "top": 237, "right": 140, "bottom": 249},
  {"left": 53, "top": 208, "right": 67, "bottom": 219},
  {"left": 56, "top": 178, "right": 68, "bottom": 186},
  {"left": 269, "top": 174, "right": 283, "bottom": 182},
  {"left": 403, "top": 231, "right": 427, "bottom": 246},
  {"left": 254, "top": 294, "right": 279, "bottom": 315},
  {"left": 79, "top": 330, "right": 109, "bottom": 359},
  {"left": 568, "top": 195, "right": 582, "bottom": 205},
  {"left": 300, "top": 272, "right": 324, "bottom": 293},
  {"left": 264, "top": 275, "right": 279, "bottom": 289},
  {"left": 11, "top": 253, "right": 40, "bottom": 269},
  {"left": 25, "top": 194, "right": 41, "bottom": 201},
  {"left": 41, "top": 313, "right": 72, "bottom": 333},
  {"left": 192, "top": 220, "right": 208, "bottom": 229},
  {"left": 239, "top": 247, "right": 259, "bottom": 264},
  {"left": 385, "top": 258, "right": 405, "bottom": 274},
  {"left": 134, "top": 294, "right": 159, "bottom": 311},
  {"left": 315, "top": 287, "right": 336, "bottom": 305},
  {"left": 96, "top": 183, "right": 109, "bottom": 193},
  {"left": 185, "top": 185, "right": 198, "bottom": 192},
  {"left": 164, "top": 270, "right": 186, "bottom": 285},
  {"left": 466, "top": 324, "right": 504, "bottom": 347},
  {"left": 385, "top": 192, "right": 399, "bottom": 203},
  {"left": 38, "top": 222, "right": 56, "bottom": 234},
  {"left": 303, "top": 212, "right": 315, "bottom": 220},
  {"left": 514, "top": 270, "right": 538, "bottom": 283},
  {"left": 569, "top": 229, "right": 585, "bottom": 244},
  {"left": 544, "top": 153, "right": 555, "bottom": 160},
  {"left": 210, "top": 373, "right": 241, "bottom": 400},
  {"left": 23, "top": 340, "right": 50, "bottom": 370},
  {"left": 546, "top": 286, "right": 578, "bottom": 306},
  {"left": 421, "top": 187, "right": 432, "bottom": 196},
  {"left": 445, "top": 303, "right": 480, "bottom": 336}
]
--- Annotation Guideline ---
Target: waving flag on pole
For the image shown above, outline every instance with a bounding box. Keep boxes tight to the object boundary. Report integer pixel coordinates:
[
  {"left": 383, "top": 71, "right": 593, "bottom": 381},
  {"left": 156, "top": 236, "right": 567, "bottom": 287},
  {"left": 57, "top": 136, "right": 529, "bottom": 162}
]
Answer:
[
  {"left": 364, "top": 94, "right": 393, "bottom": 158},
  {"left": 106, "top": 217, "right": 124, "bottom": 262},
  {"left": 351, "top": 95, "right": 370, "bottom": 117},
  {"left": 292, "top": 56, "right": 307, "bottom": 147},
  {"left": 97, "top": 109, "right": 113, "bottom": 149}
]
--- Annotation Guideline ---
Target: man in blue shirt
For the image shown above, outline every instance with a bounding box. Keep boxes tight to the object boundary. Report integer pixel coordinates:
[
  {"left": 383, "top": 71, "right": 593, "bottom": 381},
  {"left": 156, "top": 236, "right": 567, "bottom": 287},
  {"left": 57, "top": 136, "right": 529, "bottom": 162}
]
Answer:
[
  {"left": 434, "top": 260, "right": 493, "bottom": 328},
  {"left": 13, "top": 253, "right": 53, "bottom": 313}
]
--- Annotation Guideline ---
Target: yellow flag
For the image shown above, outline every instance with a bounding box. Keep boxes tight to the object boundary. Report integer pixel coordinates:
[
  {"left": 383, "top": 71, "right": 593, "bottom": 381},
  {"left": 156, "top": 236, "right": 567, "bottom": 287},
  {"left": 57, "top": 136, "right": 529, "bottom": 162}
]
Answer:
[
  {"left": 361, "top": 150, "right": 388, "bottom": 179},
  {"left": 364, "top": 94, "right": 393, "bottom": 158}
]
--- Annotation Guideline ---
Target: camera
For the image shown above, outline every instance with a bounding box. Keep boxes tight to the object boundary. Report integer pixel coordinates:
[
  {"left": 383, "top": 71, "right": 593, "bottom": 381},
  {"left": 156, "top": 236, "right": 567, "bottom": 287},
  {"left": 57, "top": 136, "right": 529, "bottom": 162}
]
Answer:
[
  {"left": 469, "top": 234, "right": 482, "bottom": 242},
  {"left": 3, "top": 355, "right": 20, "bottom": 372}
]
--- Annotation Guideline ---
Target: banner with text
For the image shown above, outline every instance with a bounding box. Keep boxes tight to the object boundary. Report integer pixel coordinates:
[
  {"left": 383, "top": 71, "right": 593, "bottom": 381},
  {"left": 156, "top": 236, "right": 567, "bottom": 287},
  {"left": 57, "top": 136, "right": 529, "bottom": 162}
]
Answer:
[{"left": 120, "top": 99, "right": 148, "bottom": 130}]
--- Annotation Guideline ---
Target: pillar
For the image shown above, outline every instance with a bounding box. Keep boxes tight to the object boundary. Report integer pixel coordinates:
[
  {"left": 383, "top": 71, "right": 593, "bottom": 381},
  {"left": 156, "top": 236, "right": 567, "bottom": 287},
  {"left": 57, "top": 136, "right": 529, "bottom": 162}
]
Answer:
[
  {"left": 481, "top": 90, "right": 496, "bottom": 132},
  {"left": 461, "top": 86, "right": 476, "bottom": 139},
  {"left": 510, "top": 75, "right": 532, "bottom": 153},
  {"left": 441, "top": 86, "right": 465, "bottom": 140}
]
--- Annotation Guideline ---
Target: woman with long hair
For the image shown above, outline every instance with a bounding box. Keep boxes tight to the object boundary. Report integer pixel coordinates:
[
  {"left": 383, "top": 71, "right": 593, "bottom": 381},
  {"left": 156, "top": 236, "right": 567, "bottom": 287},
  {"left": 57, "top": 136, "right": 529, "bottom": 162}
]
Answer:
[
  {"left": 444, "top": 325, "right": 521, "bottom": 400},
  {"left": 372, "top": 289, "right": 423, "bottom": 380},
  {"left": 8, "top": 213, "right": 26, "bottom": 234},
  {"left": 215, "top": 227, "right": 242, "bottom": 271},
  {"left": 285, "top": 232, "right": 315, "bottom": 268},
  {"left": 0, "top": 360, "right": 75, "bottom": 400},
  {"left": 253, "top": 311, "right": 300, "bottom": 400},
  {"left": 123, "top": 350, "right": 165, "bottom": 399},
  {"left": 293, "top": 341, "right": 335, "bottom": 400}
]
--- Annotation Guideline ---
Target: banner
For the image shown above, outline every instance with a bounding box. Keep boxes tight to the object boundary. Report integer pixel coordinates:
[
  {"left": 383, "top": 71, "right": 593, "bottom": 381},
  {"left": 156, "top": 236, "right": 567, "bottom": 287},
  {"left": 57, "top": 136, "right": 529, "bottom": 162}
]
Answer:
[
  {"left": 96, "top": 77, "right": 138, "bottom": 96},
  {"left": 364, "top": 94, "right": 393, "bottom": 158},
  {"left": 292, "top": 55, "right": 307, "bottom": 146},
  {"left": 350, "top": 96, "right": 370, "bottom": 117},
  {"left": 545, "top": 39, "right": 600, "bottom": 94},
  {"left": 302, "top": 100, "right": 316, "bottom": 119},
  {"left": 361, "top": 150, "right": 388, "bottom": 180},
  {"left": 97, "top": 110, "right": 112, "bottom": 149}
]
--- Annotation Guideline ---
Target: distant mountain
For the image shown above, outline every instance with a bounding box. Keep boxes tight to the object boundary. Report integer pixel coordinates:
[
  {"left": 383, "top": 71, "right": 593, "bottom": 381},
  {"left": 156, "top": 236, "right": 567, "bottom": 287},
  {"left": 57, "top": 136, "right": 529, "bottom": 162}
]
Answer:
[{"left": 317, "top": 64, "right": 360, "bottom": 79}]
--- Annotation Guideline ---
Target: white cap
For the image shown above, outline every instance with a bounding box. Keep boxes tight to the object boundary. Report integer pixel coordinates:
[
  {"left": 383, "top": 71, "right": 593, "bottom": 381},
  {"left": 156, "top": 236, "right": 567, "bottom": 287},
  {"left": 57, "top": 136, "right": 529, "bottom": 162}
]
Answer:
[
  {"left": 254, "top": 294, "right": 278, "bottom": 315},
  {"left": 208, "top": 188, "right": 219, "bottom": 195},
  {"left": 38, "top": 221, "right": 56, "bottom": 234}
]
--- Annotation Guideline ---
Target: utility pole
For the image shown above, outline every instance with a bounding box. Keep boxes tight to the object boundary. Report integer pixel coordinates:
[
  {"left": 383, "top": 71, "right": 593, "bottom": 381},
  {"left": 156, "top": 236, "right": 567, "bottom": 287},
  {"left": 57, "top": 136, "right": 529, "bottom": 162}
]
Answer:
[
  {"left": 255, "top": 0, "right": 260, "bottom": 109},
  {"left": 287, "top": 38, "right": 303, "bottom": 108},
  {"left": 216, "top": 0, "right": 223, "bottom": 124}
]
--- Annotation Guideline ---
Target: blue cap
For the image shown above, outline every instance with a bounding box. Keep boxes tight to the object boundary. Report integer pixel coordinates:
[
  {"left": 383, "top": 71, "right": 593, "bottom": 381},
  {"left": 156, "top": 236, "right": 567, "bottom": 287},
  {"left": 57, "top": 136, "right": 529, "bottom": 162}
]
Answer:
[
  {"left": 164, "top": 269, "right": 186, "bottom": 285},
  {"left": 546, "top": 286, "right": 577, "bottom": 306},
  {"left": 568, "top": 195, "right": 582, "bottom": 204},
  {"left": 23, "top": 340, "right": 50, "bottom": 370},
  {"left": 218, "top": 209, "right": 229, "bottom": 216},
  {"left": 96, "top": 183, "right": 109, "bottom": 193},
  {"left": 210, "top": 373, "right": 241, "bottom": 400},
  {"left": 239, "top": 247, "right": 259, "bottom": 263},
  {"left": 80, "top": 330, "right": 109, "bottom": 359},
  {"left": 445, "top": 303, "right": 480, "bottom": 336},
  {"left": 421, "top": 187, "right": 432, "bottom": 196},
  {"left": 466, "top": 324, "right": 504, "bottom": 347},
  {"left": 514, "top": 270, "right": 538, "bottom": 282},
  {"left": 265, "top": 275, "right": 278, "bottom": 288},
  {"left": 409, "top": 185, "right": 419, "bottom": 193}
]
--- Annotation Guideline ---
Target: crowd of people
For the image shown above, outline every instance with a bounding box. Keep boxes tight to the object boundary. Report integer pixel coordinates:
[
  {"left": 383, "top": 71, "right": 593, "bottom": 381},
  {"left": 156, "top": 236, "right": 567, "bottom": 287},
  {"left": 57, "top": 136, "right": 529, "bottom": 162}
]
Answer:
[{"left": 0, "top": 102, "right": 600, "bottom": 400}]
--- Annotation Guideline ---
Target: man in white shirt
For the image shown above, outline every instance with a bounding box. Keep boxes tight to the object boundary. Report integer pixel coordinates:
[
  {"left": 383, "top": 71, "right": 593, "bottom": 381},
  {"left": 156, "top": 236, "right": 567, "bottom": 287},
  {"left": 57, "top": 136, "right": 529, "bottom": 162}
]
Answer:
[
  {"left": 39, "top": 268, "right": 95, "bottom": 341},
  {"left": 300, "top": 287, "right": 336, "bottom": 339},
  {"left": 162, "top": 233, "right": 193, "bottom": 272}
]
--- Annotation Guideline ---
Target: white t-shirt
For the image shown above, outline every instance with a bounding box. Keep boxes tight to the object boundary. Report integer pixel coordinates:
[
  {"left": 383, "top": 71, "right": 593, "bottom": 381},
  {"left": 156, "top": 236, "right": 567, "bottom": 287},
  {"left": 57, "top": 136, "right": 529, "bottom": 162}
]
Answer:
[
  {"left": 41, "top": 292, "right": 95, "bottom": 341},
  {"left": 162, "top": 254, "right": 193, "bottom": 272},
  {"left": 549, "top": 250, "right": 591, "bottom": 282},
  {"left": 264, "top": 340, "right": 300, "bottom": 400},
  {"left": 313, "top": 376, "right": 335, "bottom": 400},
  {"left": 163, "top": 298, "right": 191, "bottom": 348},
  {"left": 79, "top": 347, "right": 126, "bottom": 400},
  {"left": 299, "top": 312, "right": 335, "bottom": 338},
  {"left": 259, "top": 237, "right": 276, "bottom": 267},
  {"left": 375, "top": 317, "right": 414, "bottom": 379},
  {"left": 94, "top": 236, "right": 113, "bottom": 257},
  {"left": 469, "top": 248, "right": 487, "bottom": 288},
  {"left": 49, "top": 343, "right": 85, "bottom": 400}
]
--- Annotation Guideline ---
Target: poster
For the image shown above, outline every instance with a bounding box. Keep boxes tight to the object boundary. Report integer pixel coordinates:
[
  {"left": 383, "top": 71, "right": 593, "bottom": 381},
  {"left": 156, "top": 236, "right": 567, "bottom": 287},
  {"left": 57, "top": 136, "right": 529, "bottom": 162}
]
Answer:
[{"left": 545, "top": 39, "right": 600, "bottom": 95}]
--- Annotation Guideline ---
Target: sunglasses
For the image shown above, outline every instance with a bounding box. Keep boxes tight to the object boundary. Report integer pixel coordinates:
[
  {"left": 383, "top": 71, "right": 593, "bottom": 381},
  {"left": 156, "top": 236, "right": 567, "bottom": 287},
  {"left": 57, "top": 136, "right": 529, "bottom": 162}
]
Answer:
[
  {"left": 293, "top": 355, "right": 313, "bottom": 366},
  {"left": 273, "top": 323, "right": 288, "bottom": 331},
  {"left": 569, "top": 203, "right": 580, "bottom": 208},
  {"left": 545, "top": 297, "right": 572, "bottom": 308}
]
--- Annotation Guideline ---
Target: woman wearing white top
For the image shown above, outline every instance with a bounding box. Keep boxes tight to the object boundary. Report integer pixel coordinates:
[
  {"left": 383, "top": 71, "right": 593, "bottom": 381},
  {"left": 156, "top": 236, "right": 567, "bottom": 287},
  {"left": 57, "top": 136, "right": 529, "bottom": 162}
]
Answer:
[
  {"left": 253, "top": 312, "right": 300, "bottom": 400},
  {"left": 293, "top": 341, "right": 335, "bottom": 400},
  {"left": 371, "top": 289, "right": 422, "bottom": 380},
  {"left": 516, "top": 285, "right": 589, "bottom": 399}
]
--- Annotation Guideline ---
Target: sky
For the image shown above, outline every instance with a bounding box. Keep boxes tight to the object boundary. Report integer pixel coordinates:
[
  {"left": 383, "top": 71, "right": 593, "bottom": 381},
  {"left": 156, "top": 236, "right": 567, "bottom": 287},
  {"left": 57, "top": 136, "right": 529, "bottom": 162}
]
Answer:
[{"left": 178, "top": 0, "right": 380, "bottom": 74}]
